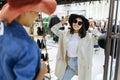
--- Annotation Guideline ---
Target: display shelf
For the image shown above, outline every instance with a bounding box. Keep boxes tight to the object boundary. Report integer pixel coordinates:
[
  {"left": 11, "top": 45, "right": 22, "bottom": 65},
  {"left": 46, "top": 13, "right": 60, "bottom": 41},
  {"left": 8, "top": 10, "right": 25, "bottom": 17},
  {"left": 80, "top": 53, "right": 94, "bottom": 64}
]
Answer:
[{"left": 24, "top": 14, "right": 53, "bottom": 79}]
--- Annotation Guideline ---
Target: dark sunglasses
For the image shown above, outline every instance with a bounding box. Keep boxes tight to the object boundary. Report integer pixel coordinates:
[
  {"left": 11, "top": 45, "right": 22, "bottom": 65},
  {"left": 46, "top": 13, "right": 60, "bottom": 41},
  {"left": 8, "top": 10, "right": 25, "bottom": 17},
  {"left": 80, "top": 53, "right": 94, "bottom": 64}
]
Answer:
[{"left": 73, "top": 19, "right": 83, "bottom": 26}]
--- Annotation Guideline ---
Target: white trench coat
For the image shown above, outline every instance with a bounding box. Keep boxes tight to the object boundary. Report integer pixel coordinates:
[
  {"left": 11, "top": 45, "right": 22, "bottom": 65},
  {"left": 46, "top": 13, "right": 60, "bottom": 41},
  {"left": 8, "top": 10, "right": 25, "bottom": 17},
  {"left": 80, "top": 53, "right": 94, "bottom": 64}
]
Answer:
[{"left": 51, "top": 23, "right": 94, "bottom": 80}]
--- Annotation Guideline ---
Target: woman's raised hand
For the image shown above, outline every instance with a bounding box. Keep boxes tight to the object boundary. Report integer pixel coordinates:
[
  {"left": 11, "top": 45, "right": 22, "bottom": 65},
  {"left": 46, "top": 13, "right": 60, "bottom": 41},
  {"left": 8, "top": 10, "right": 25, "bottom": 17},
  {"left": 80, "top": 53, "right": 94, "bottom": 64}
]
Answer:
[{"left": 61, "top": 15, "right": 69, "bottom": 25}]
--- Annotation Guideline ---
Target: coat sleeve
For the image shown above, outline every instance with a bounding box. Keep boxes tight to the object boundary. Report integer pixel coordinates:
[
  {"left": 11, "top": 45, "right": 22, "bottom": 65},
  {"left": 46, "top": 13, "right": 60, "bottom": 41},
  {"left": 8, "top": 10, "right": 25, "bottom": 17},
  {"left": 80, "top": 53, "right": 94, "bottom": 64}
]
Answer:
[
  {"left": 87, "top": 34, "right": 94, "bottom": 68},
  {"left": 51, "top": 22, "right": 64, "bottom": 37},
  {"left": 89, "top": 27, "right": 102, "bottom": 37},
  {"left": 85, "top": 33, "right": 94, "bottom": 80},
  {"left": 13, "top": 43, "right": 40, "bottom": 80}
]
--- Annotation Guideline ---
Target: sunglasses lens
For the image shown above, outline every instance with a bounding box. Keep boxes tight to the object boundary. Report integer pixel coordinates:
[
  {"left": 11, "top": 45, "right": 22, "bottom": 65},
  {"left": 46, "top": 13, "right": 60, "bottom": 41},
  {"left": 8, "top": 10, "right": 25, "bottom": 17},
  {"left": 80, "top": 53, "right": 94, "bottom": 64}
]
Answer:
[
  {"left": 78, "top": 22, "right": 83, "bottom": 25},
  {"left": 73, "top": 20, "right": 77, "bottom": 23},
  {"left": 73, "top": 19, "right": 83, "bottom": 26}
]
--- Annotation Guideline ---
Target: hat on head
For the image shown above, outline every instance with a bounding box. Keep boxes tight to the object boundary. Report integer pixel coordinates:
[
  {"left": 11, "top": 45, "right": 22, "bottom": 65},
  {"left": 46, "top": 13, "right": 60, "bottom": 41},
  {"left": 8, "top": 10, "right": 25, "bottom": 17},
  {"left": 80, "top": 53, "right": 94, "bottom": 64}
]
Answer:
[
  {"left": 0, "top": 0, "right": 57, "bottom": 23},
  {"left": 68, "top": 14, "right": 89, "bottom": 31}
]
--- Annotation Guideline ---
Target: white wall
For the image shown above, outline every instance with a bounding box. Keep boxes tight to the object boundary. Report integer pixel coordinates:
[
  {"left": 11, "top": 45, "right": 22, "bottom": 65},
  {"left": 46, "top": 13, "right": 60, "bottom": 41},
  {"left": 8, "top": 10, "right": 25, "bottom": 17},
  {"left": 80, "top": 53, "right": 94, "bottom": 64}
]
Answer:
[
  {"left": 86, "top": 1, "right": 110, "bottom": 20},
  {"left": 41, "top": 1, "right": 120, "bottom": 22},
  {"left": 53, "top": 1, "right": 111, "bottom": 20},
  {"left": 54, "top": 3, "right": 87, "bottom": 19}
]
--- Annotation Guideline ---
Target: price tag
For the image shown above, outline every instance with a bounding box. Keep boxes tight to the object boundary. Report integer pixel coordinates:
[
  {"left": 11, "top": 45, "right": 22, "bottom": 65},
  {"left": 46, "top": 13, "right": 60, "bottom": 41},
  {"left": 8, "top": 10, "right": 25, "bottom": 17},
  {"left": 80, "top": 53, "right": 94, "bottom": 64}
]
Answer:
[{"left": 0, "top": 21, "right": 4, "bottom": 35}]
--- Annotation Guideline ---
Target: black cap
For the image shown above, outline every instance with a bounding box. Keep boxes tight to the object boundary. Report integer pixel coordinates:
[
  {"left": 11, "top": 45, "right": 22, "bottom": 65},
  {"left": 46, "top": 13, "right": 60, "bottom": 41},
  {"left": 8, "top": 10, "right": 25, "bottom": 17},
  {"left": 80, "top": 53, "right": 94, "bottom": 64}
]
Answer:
[{"left": 68, "top": 14, "right": 89, "bottom": 31}]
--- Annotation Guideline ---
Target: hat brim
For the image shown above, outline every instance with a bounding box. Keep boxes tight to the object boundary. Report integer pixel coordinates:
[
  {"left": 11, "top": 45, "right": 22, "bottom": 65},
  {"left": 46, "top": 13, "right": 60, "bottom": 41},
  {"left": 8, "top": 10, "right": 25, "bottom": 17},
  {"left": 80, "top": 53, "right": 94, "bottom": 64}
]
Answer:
[{"left": 0, "top": 0, "right": 57, "bottom": 23}]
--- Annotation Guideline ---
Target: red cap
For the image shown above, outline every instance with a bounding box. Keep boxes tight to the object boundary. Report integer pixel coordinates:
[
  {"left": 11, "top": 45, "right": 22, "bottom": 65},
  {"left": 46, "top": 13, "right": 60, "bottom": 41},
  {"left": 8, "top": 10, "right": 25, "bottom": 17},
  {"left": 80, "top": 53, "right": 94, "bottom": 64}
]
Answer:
[{"left": 0, "top": 0, "right": 57, "bottom": 23}]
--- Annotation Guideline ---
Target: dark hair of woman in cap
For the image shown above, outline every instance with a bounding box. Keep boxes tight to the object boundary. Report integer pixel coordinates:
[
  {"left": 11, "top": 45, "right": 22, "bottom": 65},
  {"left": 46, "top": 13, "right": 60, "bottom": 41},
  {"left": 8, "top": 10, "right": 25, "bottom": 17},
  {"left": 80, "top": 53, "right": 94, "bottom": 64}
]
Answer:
[
  {"left": 68, "top": 14, "right": 89, "bottom": 38},
  {"left": 69, "top": 18, "right": 87, "bottom": 38}
]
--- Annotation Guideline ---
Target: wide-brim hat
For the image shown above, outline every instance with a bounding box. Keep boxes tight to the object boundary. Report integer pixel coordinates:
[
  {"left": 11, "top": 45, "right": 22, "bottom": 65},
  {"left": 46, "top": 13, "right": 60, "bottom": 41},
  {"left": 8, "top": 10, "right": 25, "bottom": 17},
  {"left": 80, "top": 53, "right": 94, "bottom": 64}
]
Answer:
[
  {"left": 68, "top": 14, "right": 89, "bottom": 31},
  {"left": 0, "top": 0, "right": 57, "bottom": 23}
]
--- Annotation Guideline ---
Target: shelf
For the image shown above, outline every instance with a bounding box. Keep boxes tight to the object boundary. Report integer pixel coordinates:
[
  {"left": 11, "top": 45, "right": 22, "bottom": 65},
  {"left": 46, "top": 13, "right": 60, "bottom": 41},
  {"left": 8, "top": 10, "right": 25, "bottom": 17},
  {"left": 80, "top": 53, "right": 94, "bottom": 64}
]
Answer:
[
  {"left": 41, "top": 47, "right": 52, "bottom": 50},
  {"left": 30, "top": 34, "right": 46, "bottom": 37}
]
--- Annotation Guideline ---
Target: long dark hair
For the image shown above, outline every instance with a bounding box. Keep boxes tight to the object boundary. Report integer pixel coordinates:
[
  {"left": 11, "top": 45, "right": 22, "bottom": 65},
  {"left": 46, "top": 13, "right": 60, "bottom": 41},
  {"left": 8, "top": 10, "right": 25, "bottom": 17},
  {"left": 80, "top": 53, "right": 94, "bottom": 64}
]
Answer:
[
  {"left": 0, "top": 0, "right": 7, "bottom": 10},
  {"left": 70, "top": 22, "right": 86, "bottom": 38}
]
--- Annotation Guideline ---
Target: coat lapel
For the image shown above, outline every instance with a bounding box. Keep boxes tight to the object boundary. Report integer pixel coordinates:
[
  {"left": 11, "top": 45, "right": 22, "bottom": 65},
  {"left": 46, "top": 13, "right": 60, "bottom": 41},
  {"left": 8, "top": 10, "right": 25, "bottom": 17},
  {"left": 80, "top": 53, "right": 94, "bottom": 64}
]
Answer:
[{"left": 63, "top": 31, "right": 72, "bottom": 58}]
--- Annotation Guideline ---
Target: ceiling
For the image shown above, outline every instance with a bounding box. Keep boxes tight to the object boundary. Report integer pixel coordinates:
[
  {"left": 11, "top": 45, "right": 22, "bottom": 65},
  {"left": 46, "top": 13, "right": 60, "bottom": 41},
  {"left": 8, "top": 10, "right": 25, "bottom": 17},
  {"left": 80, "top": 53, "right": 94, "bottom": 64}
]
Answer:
[
  {"left": 56, "top": 0, "right": 105, "bottom": 5},
  {"left": 0, "top": 0, "right": 105, "bottom": 9}
]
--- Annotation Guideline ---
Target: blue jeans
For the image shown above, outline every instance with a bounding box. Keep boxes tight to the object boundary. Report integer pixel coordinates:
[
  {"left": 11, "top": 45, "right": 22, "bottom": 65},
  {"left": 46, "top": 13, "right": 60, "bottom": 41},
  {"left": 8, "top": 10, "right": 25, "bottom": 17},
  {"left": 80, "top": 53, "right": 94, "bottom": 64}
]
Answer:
[{"left": 62, "top": 57, "right": 78, "bottom": 80}]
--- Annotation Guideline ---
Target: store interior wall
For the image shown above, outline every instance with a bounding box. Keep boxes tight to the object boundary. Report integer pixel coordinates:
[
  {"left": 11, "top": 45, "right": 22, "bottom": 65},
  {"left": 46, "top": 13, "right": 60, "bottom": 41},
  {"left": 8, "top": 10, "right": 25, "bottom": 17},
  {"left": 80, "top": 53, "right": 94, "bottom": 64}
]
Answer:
[
  {"left": 41, "top": 1, "right": 119, "bottom": 22},
  {"left": 54, "top": 1, "right": 110, "bottom": 20}
]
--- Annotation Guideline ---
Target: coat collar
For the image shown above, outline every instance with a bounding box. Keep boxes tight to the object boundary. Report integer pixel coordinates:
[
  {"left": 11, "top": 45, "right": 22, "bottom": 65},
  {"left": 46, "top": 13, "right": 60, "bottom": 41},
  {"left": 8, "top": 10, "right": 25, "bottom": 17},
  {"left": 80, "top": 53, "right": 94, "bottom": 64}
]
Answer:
[{"left": 66, "top": 30, "right": 72, "bottom": 39}]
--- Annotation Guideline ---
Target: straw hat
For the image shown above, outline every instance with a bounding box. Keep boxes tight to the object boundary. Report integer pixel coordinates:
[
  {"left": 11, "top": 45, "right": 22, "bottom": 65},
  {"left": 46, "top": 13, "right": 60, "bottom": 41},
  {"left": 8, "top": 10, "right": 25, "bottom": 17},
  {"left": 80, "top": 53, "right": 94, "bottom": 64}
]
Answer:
[{"left": 0, "top": 0, "right": 57, "bottom": 23}]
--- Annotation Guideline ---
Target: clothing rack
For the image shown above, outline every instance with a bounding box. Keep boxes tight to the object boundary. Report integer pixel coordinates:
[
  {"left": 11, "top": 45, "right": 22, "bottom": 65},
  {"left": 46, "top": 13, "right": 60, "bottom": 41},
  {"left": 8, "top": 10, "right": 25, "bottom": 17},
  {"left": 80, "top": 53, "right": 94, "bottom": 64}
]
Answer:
[{"left": 40, "top": 13, "right": 51, "bottom": 80}]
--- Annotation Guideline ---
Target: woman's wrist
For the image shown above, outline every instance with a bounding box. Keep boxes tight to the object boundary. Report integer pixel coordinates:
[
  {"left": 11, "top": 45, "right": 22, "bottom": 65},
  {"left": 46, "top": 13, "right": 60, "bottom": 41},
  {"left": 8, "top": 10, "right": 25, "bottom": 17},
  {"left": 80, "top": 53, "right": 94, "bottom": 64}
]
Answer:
[
  {"left": 61, "top": 20, "right": 65, "bottom": 25},
  {"left": 35, "top": 71, "right": 45, "bottom": 80}
]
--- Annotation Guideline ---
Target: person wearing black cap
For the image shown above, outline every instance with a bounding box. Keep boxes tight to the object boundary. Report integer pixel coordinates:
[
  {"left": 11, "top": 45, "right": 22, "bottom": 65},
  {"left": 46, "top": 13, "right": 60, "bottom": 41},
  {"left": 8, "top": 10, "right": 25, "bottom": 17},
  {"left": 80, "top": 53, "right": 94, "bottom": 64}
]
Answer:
[{"left": 51, "top": 14, "right": 94, "bottom": 80}]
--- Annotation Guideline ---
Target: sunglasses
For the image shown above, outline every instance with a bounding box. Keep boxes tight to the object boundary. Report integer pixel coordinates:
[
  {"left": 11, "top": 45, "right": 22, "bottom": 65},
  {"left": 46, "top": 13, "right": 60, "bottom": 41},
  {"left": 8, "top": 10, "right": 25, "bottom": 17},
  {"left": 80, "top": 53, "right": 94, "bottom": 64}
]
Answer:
[{"left": 73, "top": 19, "right": 83, "bottom": 26}]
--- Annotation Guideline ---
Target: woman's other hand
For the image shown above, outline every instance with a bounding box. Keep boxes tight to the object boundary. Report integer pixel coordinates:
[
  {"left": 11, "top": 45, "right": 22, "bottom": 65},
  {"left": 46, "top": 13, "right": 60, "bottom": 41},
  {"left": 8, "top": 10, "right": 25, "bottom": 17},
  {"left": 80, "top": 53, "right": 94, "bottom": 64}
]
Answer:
[{"left": 35, "top": 61, "right": 48, "bottom": 80}]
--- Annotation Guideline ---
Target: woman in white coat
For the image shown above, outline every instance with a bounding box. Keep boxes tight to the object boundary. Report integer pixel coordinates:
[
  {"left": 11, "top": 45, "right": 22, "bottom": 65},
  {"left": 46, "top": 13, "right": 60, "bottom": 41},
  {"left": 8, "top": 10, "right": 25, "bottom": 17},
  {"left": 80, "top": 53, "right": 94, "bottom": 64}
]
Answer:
[{"left": 51, "top": 14, "right": 94, "bottom": 80}]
